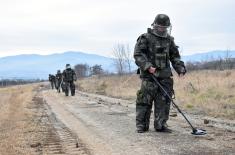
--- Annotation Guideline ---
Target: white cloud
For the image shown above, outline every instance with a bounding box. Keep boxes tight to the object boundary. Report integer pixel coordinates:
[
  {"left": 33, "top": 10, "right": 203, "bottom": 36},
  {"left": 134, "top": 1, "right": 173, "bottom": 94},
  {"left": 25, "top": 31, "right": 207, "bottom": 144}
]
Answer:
[{"left": 0, "top": 0, "right": 235, "bottom": 57}]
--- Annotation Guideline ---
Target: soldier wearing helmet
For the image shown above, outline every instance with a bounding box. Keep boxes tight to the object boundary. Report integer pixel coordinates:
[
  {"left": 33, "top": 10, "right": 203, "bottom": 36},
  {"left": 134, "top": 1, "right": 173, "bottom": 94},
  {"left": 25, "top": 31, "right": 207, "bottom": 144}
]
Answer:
[
  {"left": 151, "top": 14, "right": 172, "bottom": 38},
  {"left": 55, "top": 70, "right": 63, "bottom": 93},
  {"left": 134, "top": 14, "right": 186, "bottom": 133},
  {"left": 62, "top": 64, "right": 77, "bottom": 96},
  {"left": 48, "top": 74, "right": 56, "bottom": 89}
]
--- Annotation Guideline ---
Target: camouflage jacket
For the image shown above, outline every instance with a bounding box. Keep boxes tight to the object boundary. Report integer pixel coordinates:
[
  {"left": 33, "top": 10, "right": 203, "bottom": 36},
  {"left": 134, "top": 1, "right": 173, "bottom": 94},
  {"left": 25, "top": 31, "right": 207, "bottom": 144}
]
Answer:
[
  {"left": 62, "top": 69, "right": 77, "bottom": 82},
  {"left": 134, "top": 28, "right": 186, "bottom": 79},
  {"left": 56, "top": 73, "right": 63, "bottom": 81},
  {"left": 49, "top": 75, "right": 56, "bottom": 81}
]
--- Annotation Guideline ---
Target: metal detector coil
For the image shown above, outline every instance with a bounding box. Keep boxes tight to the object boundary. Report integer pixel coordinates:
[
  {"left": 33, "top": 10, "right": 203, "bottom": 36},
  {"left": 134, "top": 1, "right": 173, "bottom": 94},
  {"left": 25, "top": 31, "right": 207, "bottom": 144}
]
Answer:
[{"left": 151, "top": 74, "right": 207, "bottom": 135}]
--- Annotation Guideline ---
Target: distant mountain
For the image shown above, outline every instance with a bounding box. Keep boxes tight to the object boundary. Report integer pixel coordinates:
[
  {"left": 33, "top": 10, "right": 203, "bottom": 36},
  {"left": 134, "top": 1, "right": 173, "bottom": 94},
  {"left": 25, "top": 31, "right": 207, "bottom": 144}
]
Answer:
[
  {"left": 0, "top": 50, "right": 235, "bottom": 79},
  {"left": 0, "top": 51, "right": 121, "bottom": 79},
  {"left": 182, "top": 50, "right": 235, "bottom": 62}
]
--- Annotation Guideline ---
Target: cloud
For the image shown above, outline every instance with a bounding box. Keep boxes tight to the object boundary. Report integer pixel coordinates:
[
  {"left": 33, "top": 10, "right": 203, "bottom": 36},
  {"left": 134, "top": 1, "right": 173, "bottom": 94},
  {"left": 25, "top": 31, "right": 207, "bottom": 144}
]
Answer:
[{"left": 0, "top": 0, "right": 235, "bottom": 57}]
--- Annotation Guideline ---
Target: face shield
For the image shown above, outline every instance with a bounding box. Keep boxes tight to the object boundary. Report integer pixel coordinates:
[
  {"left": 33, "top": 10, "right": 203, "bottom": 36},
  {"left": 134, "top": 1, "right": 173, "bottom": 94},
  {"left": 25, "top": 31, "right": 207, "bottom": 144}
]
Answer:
[
  {"left": 152, "top": 23, "right": 172, "bottom": 38},
  {"left": 66, "top": 65, "right": 71, "bottom": 69}
]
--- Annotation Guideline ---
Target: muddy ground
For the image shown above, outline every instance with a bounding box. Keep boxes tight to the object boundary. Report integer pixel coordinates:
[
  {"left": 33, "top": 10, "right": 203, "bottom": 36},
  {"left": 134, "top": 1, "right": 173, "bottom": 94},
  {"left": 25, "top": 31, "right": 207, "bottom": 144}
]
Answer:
[{"left": 0, "top": 83, "right": 234, "bottom": 155}]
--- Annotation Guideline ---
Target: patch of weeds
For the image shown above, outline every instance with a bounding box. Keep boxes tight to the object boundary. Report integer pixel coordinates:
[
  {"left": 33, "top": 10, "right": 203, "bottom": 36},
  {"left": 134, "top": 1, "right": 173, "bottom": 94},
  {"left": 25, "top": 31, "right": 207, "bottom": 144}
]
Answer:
[
  {"left": 76, "top": 83, "right": 85, "bottom": 91},
  {"left": 200, "top": 88, "right": 221, "bottom": 99},
  {"left": 228, "top": 83, "right": 235, "bottom": 88},
  {"left": 207, "top": 88, "right": 216, "bottom": 96},
  {"left": 225, "top": 71, "right": 231, "bottom": 77},
  {"left": 96, "top": 81, "right": 107, "bottom": 95},
  {"left": 186, "top": 104, "right": 194, "bottom": 109},
  {"left": 198, "top": 93, "right": 208, "bottom": 101},
  {"left": 184, "top": 82, "right": 199, "bottom": 94},
  {"left": 215, "top": 94, "right": 222, "bottom": 100}
]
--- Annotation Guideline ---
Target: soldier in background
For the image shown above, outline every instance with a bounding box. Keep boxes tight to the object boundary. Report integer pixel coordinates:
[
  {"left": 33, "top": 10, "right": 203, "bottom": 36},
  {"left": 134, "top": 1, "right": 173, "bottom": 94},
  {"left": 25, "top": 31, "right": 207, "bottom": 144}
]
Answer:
[
  {"left": 48, "top": 74, "right": 56, "bottom": 89},
  {"left": 134, "top": 14, "right": 186, "bottom": 133},
  {"left": 62, "top": 64, "right": 77, "bottom": 96},
  {"left": 55, "top": 70, "right": 63, "bottom": 93}
]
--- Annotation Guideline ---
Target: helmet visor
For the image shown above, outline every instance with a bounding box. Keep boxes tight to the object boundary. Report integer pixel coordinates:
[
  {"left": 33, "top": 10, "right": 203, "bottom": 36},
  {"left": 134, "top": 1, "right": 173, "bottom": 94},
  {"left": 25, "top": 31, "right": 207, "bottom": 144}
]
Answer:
[
  {"left": 66, "top": 65, "right": 71, "bottom": 69},
  {"left": 152, "top": 24, "right": 172, "bottom": 37}
]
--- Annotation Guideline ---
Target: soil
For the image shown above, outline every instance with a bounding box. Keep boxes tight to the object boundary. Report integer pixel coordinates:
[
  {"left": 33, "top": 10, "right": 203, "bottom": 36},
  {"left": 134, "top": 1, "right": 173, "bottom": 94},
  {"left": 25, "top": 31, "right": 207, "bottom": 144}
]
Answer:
[{"left": 0, "top": 83, "right": 234, "bottom": 155}]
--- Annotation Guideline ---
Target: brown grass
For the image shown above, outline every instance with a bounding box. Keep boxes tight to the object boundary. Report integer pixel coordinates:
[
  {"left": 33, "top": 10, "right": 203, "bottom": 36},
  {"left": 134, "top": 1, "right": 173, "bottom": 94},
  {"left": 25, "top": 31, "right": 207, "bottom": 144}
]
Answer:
[
  {"left": 0, "top": 84, "right": 38, "bottom": 154},
  {"left": 77, "top": 74, "right": 141, "bottom": 100},
  {"left": 174, "top": 70, "right": 235, "bottom": 119},
  {"left": 77, "top": 70, "right": 235, "bottom": 119}
]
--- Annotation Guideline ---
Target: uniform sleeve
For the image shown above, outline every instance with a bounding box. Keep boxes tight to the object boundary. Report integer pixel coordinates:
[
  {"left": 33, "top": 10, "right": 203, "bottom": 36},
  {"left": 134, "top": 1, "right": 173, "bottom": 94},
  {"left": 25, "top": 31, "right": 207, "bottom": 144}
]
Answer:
[
  {"left": 133, "top": 35, "right": 153, "bottom": 71},
  {"left": 169, "top": 37, "right": 186, "bottom": 75},
  {"left": 73, "top": 70, "right": 77, "bottom": 81}
]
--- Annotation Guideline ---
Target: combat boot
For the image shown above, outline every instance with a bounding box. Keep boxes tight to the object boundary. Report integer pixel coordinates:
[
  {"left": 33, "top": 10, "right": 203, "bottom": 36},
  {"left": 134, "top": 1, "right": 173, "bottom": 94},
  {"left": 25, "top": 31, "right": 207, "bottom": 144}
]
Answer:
[
  {"left": 136, "top": 127, "right": 148, "bottom": 133},
  {"left": 155, "top": 122, "right": 172, "bottom": 133}
]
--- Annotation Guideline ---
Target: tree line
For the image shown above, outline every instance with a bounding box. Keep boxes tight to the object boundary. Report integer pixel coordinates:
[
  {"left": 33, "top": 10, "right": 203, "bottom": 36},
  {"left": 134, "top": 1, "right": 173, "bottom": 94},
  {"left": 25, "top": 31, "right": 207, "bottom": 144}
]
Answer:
[
  {"left": 74, "top": 43, "right": 134, "bottom": 78},
  {"left": 186, "top": 58, "right": 235, "bottom": 71},
  {"left": 74, "top": 64, "right": 106, "bottom": 78},
  {"left": 75, "top": 45, "right": 235, "bottom": 77},
  {"left": 0, "top": 79, "right": 45, "bottom": 88}
]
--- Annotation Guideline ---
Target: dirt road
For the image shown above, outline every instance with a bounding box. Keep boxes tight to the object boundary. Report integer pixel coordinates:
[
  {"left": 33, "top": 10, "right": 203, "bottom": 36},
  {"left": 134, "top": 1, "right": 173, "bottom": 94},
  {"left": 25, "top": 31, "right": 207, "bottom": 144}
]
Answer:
[
  {"left": 42, "top": 85, "right": 235, "bottom": 155},
  {"left": 0, "top": 83, "right": 234, "bottom": 155}
]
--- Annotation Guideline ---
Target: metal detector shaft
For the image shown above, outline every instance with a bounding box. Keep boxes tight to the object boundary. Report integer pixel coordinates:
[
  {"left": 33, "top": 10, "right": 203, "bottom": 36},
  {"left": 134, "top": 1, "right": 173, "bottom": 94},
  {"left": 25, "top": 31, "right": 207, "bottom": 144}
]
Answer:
[{"left": 151, "top": 74, "right": 196, "bottom": 131}]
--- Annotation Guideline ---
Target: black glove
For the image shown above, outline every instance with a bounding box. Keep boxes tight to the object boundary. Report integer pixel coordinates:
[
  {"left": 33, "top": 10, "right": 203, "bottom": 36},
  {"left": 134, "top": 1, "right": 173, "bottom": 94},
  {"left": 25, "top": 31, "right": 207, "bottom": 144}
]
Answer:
[{"left": 179, "top": 67, "right": 186, "bottom": 75}]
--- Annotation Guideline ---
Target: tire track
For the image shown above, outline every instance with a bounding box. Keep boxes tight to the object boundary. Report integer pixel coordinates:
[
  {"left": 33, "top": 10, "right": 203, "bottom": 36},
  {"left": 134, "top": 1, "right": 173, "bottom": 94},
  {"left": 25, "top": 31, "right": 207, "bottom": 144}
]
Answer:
[{"left": 30, "top": 95, "right": 91, "bottom": 155}]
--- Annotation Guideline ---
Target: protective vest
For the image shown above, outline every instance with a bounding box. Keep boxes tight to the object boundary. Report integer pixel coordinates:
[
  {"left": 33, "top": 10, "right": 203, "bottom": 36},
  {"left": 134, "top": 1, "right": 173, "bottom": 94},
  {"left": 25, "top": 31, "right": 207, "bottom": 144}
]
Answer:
[
  {"left": 64, "top": 69, "right": 75, "bottom": 82},
  {"left": 148, "top": 30, "right": 171, "bottom": 69},
  {"left": 134, "top": 28, "right": 185, "bottom": 79},
  {"left": 144, "top": 29, "right": 172, "bottom": 78},
  {"left": 56, "top": 73, "right": 63, "bottom": 81}
]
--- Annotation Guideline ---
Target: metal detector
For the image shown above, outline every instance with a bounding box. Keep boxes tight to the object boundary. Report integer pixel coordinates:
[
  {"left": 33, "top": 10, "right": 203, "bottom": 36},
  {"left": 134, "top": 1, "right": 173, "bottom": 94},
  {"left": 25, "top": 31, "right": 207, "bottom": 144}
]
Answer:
[{"left": 151, "top": 74, "right": 207, "bottom": 135}]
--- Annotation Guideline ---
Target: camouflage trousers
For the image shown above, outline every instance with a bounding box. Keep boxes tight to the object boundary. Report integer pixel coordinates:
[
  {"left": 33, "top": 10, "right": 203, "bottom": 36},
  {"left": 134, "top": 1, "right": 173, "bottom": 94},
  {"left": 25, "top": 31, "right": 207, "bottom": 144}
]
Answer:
[
  {"left": 136, "top": 77, "right": 173, "bottom": 131},
  {"left": 64, "top": 81, "right": 75, "bottom": 96},
  {"left": 55, "top": 79, "right": 62, "bottom": 92},
  {"left": 50, "top": 81, "right": 56, "bottom": 89}
]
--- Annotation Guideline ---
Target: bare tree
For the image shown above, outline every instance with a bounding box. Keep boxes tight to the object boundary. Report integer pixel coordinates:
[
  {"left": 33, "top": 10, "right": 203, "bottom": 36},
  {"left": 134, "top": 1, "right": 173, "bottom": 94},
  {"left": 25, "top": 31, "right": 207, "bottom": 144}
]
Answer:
[
  {"left": 113, "top": 44, "right": 126, "bottom": 75},
  {"left": 224, "top": 49, "right": 233, "bottom": 69},
  {"left": 123, "top": 44, "right": 133, "bottom": 73},
  {"left": 112, "top": 43, "right": 132, "bottom": 74},
  {"left": 90, "top": 64, "right": 104, "bottom": 75},
  {"left": 74, "top": 64, "right": 89, "bottom": 78}
]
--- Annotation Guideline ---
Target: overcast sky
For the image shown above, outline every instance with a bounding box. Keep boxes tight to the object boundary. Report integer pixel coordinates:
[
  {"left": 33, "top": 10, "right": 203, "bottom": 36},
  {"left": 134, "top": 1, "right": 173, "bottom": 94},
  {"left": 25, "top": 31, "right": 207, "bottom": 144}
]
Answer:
[{"left": 0, "top": 0, "right": 234, "bottom": 57}]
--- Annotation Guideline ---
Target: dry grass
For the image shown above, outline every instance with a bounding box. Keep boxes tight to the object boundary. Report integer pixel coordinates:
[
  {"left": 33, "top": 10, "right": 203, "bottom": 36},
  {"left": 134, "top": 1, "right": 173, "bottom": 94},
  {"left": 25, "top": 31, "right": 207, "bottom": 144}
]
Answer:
[
  {"left": 77, "top": 70, "right": 235, "bottom": 119},
  {"left": 0, "top": 84, "right": 38, "bottom": 155},
  {"left": 174, "top": 70, "right": 235, "bottom": 119},
  {"left": 77, "top": 74, "right": 141, "bottom": 100}
]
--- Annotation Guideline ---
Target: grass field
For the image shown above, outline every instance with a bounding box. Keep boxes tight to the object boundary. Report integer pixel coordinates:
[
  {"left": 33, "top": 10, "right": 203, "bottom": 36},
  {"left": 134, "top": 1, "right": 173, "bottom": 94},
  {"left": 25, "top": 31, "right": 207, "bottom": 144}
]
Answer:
[
  {"left": 77, "top": 70, "right": 235, "bottom": 119},
  {"left": 0, "top": 84, "right": 38, "bottom": 154}
]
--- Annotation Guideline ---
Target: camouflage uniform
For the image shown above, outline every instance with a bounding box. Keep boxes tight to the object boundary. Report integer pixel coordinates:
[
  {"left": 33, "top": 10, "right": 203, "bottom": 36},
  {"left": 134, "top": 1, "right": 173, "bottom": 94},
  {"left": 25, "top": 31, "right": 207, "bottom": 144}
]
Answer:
[
  {"left": 55, "top": 71, "right": 63, "bottom": 93},
  {"left": 134, "top": 27, "right": 186, "bottom": 132},
  {"left": 62, "top": 68, "right": 77, "bottom": 96},
  {"left": 49, "top": 74, "right": 56, "bottom": 89}
]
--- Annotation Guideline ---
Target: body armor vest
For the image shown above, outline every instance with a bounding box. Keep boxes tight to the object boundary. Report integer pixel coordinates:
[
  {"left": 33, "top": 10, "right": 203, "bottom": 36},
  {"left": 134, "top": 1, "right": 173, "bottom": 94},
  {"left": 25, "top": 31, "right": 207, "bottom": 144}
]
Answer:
[
  {"left": 147, "top": 35, "right": 170, "bottom": 69},
  {"left": 145, "top": 29, "right": 172, "bottom": 78},
  {"left": 64, "top": 69, "right": 74, "bottom": 82}
]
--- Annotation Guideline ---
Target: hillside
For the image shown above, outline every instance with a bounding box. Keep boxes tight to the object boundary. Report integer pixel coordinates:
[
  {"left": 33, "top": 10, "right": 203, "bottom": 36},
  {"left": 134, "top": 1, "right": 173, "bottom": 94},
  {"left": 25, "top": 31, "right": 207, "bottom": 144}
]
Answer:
[
  {"left": 0, "top": 50, "right": 235, "bottom": 79},
  {"left": 0, "top": 52, "right": 116, "bottom": 79},
  {"left": 182, "top": 50, "right": 235, "bottom": 62}
]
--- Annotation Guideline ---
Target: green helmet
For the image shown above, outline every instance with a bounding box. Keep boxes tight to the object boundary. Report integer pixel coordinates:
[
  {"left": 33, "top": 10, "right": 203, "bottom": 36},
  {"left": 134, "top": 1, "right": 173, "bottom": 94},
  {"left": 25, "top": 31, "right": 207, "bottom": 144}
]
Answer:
[{"left": 151, "top": 14, "right": 172, "bottom": 37}]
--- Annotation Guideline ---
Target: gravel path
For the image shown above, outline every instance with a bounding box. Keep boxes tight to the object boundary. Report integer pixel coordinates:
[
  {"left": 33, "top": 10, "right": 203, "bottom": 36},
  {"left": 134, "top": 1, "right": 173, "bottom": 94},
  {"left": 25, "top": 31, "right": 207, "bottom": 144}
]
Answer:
[{"left": 42, "top": 89, "right": 235, "bottom": 155}]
